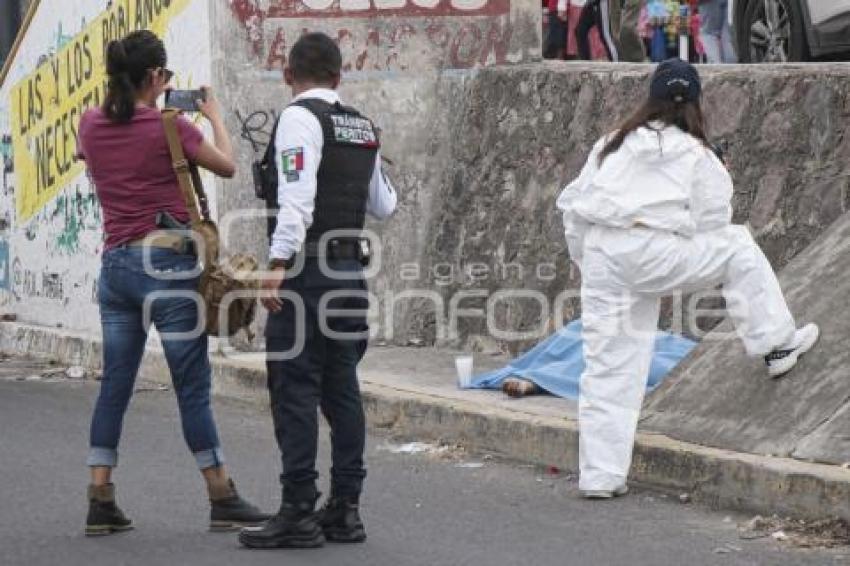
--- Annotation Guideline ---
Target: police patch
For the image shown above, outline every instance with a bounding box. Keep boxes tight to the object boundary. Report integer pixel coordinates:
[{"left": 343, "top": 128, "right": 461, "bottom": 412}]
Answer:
[
  {"left": 330, "top": 114, "right": 378, "bottom": 147},
  {"left": 280, "top": 147, "right": 304, "bottom": 182}
]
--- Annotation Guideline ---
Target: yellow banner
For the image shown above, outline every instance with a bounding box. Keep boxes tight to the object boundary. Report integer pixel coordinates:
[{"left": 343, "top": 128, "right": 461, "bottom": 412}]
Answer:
[{"left": 10, "top": 0, "right": 193, "bottom": 222}]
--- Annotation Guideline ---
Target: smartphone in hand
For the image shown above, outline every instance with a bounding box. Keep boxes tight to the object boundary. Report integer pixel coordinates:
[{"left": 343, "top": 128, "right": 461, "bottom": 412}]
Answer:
[{"left": 165, "top": 89, "right": 205, "bottom": 112}]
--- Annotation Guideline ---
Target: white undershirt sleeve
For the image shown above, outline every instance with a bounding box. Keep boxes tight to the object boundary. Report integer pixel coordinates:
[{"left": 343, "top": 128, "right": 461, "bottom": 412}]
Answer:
[{"left": 269, "top": 107, "right": 324, "bottom": 260}]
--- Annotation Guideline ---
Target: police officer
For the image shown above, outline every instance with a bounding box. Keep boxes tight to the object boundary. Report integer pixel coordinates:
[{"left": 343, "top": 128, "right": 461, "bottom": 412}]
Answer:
[{"left": 239, "top": 32, "right": 397, "bottom": 549}]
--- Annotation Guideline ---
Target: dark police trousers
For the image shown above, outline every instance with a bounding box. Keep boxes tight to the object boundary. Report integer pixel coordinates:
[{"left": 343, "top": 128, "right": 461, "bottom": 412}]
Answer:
[{"left": 266, "top": 258, "right": 369, "bottom": 503}]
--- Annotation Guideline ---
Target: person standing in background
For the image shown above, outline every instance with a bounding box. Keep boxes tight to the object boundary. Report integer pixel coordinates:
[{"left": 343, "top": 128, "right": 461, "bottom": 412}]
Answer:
[
  {"left": 699, "top": 0, "right": 737, "bottom": 63},
  {"left": 544, "top": 0, "right": 570, "bottom": 59},
  {"left": 577, "top": 0, "right": 646, "bottom": 62},
  {"left": 619, "top": 0, "right": 648, "bottom": 61},
  {"left": 576, "top": 0, "right": 620, "bottom": 61}
]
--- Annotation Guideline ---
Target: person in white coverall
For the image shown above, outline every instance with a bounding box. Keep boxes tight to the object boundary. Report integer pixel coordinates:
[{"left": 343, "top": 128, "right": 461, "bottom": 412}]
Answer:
[{"left": 557, "top": 58, "right": 820, "bottom": 499}]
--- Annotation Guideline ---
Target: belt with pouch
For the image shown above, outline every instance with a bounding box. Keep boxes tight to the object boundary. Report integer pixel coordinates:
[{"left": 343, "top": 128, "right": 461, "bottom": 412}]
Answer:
[
  {"left": 126, "top": 231, "right": 193, "bottom": 254},
  {"left": 304, "top": 239, "right": 359, "bottom": 258},
  {"left": 300, "top": 238, "right": 371, "bottom": 267}
]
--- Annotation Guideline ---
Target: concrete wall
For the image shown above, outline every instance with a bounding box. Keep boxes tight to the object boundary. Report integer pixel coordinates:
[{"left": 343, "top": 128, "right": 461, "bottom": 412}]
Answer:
[
  {"left": 0, "top": 0, "right": 543, "bottom": 341},
  {"left": 3, "top": 1, "right": 849, "bottom": 358},
  {"left": 212, "top": 0, "right": 542, "bottom": 346},
  {"left": 376, "top": 62, "right": 850, "bottom": 353},
  {"left": 0, "top": 0, "right": 213, "bottom": 333}
]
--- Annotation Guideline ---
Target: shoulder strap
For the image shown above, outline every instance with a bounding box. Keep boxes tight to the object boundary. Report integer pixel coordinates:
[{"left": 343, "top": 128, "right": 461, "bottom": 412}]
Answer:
[
  {"left": 288, "top": 98, "right": 333, "bottom": 114},
  {"left": 288, "top": 98, "right": 367, "bottom": 120},
  {"left": 161, "top": 109, "right": 211, "bottom": 224},
  {"left": 263, "top": 115, "right": 281, "bottom": 164},
  {"left": 333, "top": 101, "right": 366, "bottom": 118}
]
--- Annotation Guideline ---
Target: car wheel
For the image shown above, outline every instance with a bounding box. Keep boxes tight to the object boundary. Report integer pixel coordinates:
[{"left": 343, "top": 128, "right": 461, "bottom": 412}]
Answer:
[{"left": 740, "top": 0, "right": 807, "bottom": 62}]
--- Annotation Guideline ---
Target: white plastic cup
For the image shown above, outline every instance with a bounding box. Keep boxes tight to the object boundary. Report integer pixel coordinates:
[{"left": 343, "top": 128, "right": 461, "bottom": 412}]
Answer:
[{"left": 455, "top": 355, "right": 474, "bottom": 389}]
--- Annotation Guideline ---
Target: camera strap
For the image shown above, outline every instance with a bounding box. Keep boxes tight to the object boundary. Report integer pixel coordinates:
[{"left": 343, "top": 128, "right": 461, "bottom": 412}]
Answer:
[{"left": 161, "top": 109, "right": 219, "bottom": 266}]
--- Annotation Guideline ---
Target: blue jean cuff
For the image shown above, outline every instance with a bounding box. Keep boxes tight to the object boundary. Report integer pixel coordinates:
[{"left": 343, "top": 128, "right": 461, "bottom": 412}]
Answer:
[
  {"left": 194, "top": 447, "right": 225, "bottom": 470},
  {"left": 87, "top": 447, "right": 118, "bottom": 467}
]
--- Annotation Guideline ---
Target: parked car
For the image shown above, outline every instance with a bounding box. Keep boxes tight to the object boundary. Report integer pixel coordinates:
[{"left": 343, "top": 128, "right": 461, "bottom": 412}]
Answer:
[{"left": 731, "top": 0, "right": 850, "bottom": 62}]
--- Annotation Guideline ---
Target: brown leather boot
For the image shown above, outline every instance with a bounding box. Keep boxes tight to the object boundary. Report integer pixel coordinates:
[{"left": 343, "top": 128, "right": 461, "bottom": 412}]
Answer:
[
  {"left": 208, "top": 478, "right": 271, "bottom": 532},
  {"left": 85, "top": 484, "right": 133, "bottom": 536}
]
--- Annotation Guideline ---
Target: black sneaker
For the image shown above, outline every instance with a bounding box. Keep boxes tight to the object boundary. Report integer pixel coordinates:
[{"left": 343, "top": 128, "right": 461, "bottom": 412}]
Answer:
[
  {"left": 209, "top": 479, "right": 271, "bottom": 532},
  {"left": 319, "top": 496, "right": 366, "bottom": 543},
  {"left": 238, "top": 500, "right": 325, "bottom": 549},
  {"left": 85, "top": 484, "right": 133, "bottom": 537}
]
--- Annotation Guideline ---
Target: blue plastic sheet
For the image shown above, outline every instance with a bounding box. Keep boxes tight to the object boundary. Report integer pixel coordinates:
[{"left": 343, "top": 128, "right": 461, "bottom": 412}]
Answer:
[{"left": 468, "top": 320, "right": 697, "bottom": 400}]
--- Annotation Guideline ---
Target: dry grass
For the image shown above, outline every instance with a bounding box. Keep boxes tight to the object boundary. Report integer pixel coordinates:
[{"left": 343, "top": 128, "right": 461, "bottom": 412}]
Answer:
[{"left": 741, "top": 515, "right": 850, "bottom": 549}]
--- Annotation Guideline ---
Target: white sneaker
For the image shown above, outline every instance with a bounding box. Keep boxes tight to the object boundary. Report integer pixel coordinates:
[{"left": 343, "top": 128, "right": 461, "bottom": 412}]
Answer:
[
  {"left": 580, "top": 485, "right": 629, "bottom": 500},
  {"left": 765, "top": 324, "right": 820, "bottom": 378}
]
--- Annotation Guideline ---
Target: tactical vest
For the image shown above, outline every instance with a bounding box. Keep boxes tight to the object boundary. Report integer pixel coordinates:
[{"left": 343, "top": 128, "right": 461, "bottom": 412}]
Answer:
[{"left": 262, "top": 98, "right": 380, "bottom": 243}]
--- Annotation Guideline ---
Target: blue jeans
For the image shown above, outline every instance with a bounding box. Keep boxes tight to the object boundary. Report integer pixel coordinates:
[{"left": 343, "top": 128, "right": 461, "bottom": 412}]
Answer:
[{"left": 87, "top": 246, "right": 224, "bottom": 470}]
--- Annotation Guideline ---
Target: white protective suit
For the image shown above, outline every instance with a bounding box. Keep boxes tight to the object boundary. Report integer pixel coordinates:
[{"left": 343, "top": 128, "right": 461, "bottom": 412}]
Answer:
[{"left": 557, "top": 124, "right": 796, "bottom": 491}]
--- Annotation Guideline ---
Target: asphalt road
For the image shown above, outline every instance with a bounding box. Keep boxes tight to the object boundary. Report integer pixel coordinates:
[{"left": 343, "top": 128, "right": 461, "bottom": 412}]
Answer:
[{"left": 0, "top": 373, "right": 845, "bottom": 566}]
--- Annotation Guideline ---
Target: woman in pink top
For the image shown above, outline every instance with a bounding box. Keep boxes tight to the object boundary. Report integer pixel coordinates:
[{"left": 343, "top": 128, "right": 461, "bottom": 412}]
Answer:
[{"left": 78, "top": 30, "right": 268, "bottom": 536}]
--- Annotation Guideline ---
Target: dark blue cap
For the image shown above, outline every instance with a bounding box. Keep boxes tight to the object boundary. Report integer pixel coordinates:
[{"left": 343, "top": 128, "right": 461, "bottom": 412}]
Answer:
[{"left": 650, "top": 58, "right": 702, "bottom": 103}]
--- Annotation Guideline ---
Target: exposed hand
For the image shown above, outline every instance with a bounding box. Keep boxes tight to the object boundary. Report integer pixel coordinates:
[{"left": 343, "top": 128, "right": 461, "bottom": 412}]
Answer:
[
  {"left": 260, "top": 267, "right": 286, "bottom": 313},
  {"left": 197, "top": 86, "right": 223, "bottom": 123},
  {"left": 557, "top": 10, "right": 568, "bottom": 22}
]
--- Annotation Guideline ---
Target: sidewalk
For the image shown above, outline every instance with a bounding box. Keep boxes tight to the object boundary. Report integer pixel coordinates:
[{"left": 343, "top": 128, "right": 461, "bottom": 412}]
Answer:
[{"left": 3, "top": 321, "right": 850, "bottom": 522}]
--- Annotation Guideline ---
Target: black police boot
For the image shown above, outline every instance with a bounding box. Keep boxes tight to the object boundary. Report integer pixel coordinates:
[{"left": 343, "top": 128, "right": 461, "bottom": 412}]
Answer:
[
  {"left": 319, "top": 495, "right": 366, "bottom": 543},
  {"left": 238, "top": 496, "right": 325, "bottom": 549},
  {"left": 209, "top": 478, "right": 271, "bottom": 532},
  {"left": 85, "top": 484, "right": 133, "bottom": 536}
]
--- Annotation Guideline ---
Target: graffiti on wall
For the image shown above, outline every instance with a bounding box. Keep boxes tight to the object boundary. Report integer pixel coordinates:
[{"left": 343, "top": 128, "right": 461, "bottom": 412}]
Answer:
[
  {"left": 51, "top": 22, "right": 75, "bottom": 54},
  {"left": 8, "top": 0, "right": 194, "bottom": 223},
  {"left": 9, "top": 180, "right": 102, "bottom": 256},
  {"left": 0, "top": 134, "right": 12, "bottom": 171},
  {"left": 1, "top": 133, "right": 13, "bottom": 196},
  {"left": 11, "top": 256, "right": 66, "bottom": 302},
  {"left": 0, "top": 0, "right": 211, "bottom": 330},
  {"left": 50, "top": 184, "right": 101, "bottom": 255},
  {"left": 230, "top": 0, "right": 518, "bottom": 72},
  {"left": 235, "top": 108, "right": 279, "bottom": 153},
  {"left": 0, "top": 240, "right": 10, "bottom": 291}
]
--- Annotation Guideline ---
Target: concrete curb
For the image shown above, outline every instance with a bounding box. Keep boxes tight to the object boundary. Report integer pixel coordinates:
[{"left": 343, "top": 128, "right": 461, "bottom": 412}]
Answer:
[{"left": 4, "top": 322, "right": 849, "bottom": 521}]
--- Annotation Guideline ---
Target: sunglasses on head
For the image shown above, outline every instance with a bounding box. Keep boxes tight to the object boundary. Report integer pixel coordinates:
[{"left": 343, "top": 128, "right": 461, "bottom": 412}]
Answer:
[{"left": 157, "top": 68, "right": 174, "bottom": 82}]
